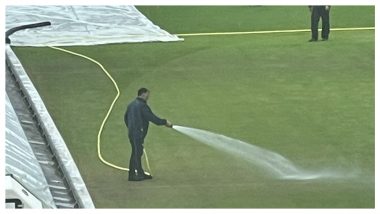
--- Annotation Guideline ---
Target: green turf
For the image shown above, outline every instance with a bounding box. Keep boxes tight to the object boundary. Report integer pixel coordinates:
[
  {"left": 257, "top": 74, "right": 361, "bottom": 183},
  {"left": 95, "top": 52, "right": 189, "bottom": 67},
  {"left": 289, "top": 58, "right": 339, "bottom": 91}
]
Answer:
[
  {"left": 12, "top": 6, "right": 374, "bottom": 208},
  {"left": 137, "top": 6, "right": 374, "bottom": 33}
]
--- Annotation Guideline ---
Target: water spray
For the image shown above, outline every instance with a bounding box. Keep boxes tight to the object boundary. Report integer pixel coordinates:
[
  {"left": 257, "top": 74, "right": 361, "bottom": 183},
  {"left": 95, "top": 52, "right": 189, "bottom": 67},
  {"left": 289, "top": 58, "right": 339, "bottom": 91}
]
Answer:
[{"left": 172, "top": 125, "right": 357, "bottom": 180}]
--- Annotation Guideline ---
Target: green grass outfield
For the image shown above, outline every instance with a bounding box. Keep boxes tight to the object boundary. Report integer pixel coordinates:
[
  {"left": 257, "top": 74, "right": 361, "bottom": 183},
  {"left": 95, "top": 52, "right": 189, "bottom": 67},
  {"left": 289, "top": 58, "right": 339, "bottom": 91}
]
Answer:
[{"left": 13, "top": 6, "right": 374, "bottom": 208}]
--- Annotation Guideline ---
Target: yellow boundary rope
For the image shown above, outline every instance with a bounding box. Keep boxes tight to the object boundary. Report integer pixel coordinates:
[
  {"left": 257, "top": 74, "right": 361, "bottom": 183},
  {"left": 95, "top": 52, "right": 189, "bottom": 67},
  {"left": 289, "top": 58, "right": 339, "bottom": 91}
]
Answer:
[
  {"left": 48, "top": 46, "right": 152, "bottom": 175},
  {"left": 176, "top": 27, "right": 374, "bottom": 37}
]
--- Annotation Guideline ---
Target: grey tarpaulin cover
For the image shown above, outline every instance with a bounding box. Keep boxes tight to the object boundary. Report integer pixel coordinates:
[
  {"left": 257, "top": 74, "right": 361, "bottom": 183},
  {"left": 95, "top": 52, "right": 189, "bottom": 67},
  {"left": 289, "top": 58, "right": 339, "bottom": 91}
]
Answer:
[
  {"left": 6, "top": 45, "right": 95, "bottom": 208},
  {"left": 5, "top": 93, "right": 56, "bottom": 208},
  {"left": 6, "top": 5, "right": 182, "bottom": 46}
]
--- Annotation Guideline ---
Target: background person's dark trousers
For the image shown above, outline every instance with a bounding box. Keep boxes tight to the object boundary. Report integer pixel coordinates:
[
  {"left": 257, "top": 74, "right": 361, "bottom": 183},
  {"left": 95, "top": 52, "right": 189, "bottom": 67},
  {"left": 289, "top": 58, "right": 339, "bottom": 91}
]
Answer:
[
  {"left": 310, "top": 6, "right": 330, "bottom": 41},
  {"left": 128, "top": 136, "right": 145, "bottom": 180}
]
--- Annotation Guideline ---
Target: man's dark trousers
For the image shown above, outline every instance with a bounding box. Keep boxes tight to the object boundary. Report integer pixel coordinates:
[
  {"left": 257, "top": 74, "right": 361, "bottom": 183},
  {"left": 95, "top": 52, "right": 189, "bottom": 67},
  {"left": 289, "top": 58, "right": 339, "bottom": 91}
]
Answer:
[
  {"left": 311, "top": 6, "right": 330, "bottom": 40},
  {"left": 128, "top": 135, "right": 144, "bottom": 178}
]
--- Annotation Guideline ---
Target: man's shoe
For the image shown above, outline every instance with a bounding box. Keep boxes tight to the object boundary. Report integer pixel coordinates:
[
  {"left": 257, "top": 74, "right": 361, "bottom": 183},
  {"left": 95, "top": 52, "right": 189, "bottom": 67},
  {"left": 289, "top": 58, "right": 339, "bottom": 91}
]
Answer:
[
  {"left": 308, "top": 39, "right": 318, "bottom": 42},
  {"left": 128, "top": 175, "right": 144, "bottom": 181},
  {"left": 143, "top": 173, "right": 153, "bottom": 180},
  {"left": 322, "top": 38, "right": 328, "bottom": 41}
]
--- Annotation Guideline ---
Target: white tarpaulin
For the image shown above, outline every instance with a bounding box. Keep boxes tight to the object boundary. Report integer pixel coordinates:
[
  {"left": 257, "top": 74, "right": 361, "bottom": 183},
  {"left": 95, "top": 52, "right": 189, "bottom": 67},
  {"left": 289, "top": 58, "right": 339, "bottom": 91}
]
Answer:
[
  {"left": 6, "top": 45, "right": 95, "bottom": 208},
  {"left": 5, "top": 94, "right": 56, "bottom": 208},
  {"left": 6, "top": 5, "right": 182, "bottom": 46}
]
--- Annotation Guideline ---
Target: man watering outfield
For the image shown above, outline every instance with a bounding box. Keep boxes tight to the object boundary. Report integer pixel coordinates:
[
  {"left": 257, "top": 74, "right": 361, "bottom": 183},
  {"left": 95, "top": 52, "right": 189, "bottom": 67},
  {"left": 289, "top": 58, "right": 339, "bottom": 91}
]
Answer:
[{"left": 124, "top": 88, "right": 173, "bottom": 181}]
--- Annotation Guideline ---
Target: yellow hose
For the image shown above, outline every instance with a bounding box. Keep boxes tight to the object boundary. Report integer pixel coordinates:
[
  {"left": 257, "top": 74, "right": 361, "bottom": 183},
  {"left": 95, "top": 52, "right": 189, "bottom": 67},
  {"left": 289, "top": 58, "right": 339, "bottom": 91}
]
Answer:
[{"left": 48, "top": 46, "right": 152, "bottom": 175}]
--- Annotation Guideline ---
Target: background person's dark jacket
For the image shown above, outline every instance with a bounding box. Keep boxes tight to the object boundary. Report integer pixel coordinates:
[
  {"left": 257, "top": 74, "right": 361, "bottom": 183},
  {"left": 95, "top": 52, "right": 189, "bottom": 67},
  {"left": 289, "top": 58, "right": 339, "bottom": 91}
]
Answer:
[{"left": 124, "top": 97, "right": 167, "bottom": 140}]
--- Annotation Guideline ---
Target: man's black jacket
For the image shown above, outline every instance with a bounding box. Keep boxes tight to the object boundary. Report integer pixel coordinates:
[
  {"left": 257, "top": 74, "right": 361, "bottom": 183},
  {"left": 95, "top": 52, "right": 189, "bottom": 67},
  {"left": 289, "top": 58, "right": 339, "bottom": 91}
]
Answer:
[{"left": 124, "top": 97, "right": 167, "bottom": 140}]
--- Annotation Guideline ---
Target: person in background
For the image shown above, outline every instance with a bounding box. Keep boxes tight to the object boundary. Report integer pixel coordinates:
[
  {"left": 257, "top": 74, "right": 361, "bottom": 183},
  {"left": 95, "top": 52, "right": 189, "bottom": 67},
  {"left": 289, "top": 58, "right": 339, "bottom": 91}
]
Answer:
[{"left": 309, "top": 6, "right": 331, "bottom": 42}]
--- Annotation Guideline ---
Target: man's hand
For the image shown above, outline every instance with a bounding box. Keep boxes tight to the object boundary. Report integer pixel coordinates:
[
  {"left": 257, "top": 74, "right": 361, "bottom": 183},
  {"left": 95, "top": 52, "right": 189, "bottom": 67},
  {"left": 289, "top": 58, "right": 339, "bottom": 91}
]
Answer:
[{"left": 165, "top": 120, "right": 173, "bottom": 128}]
